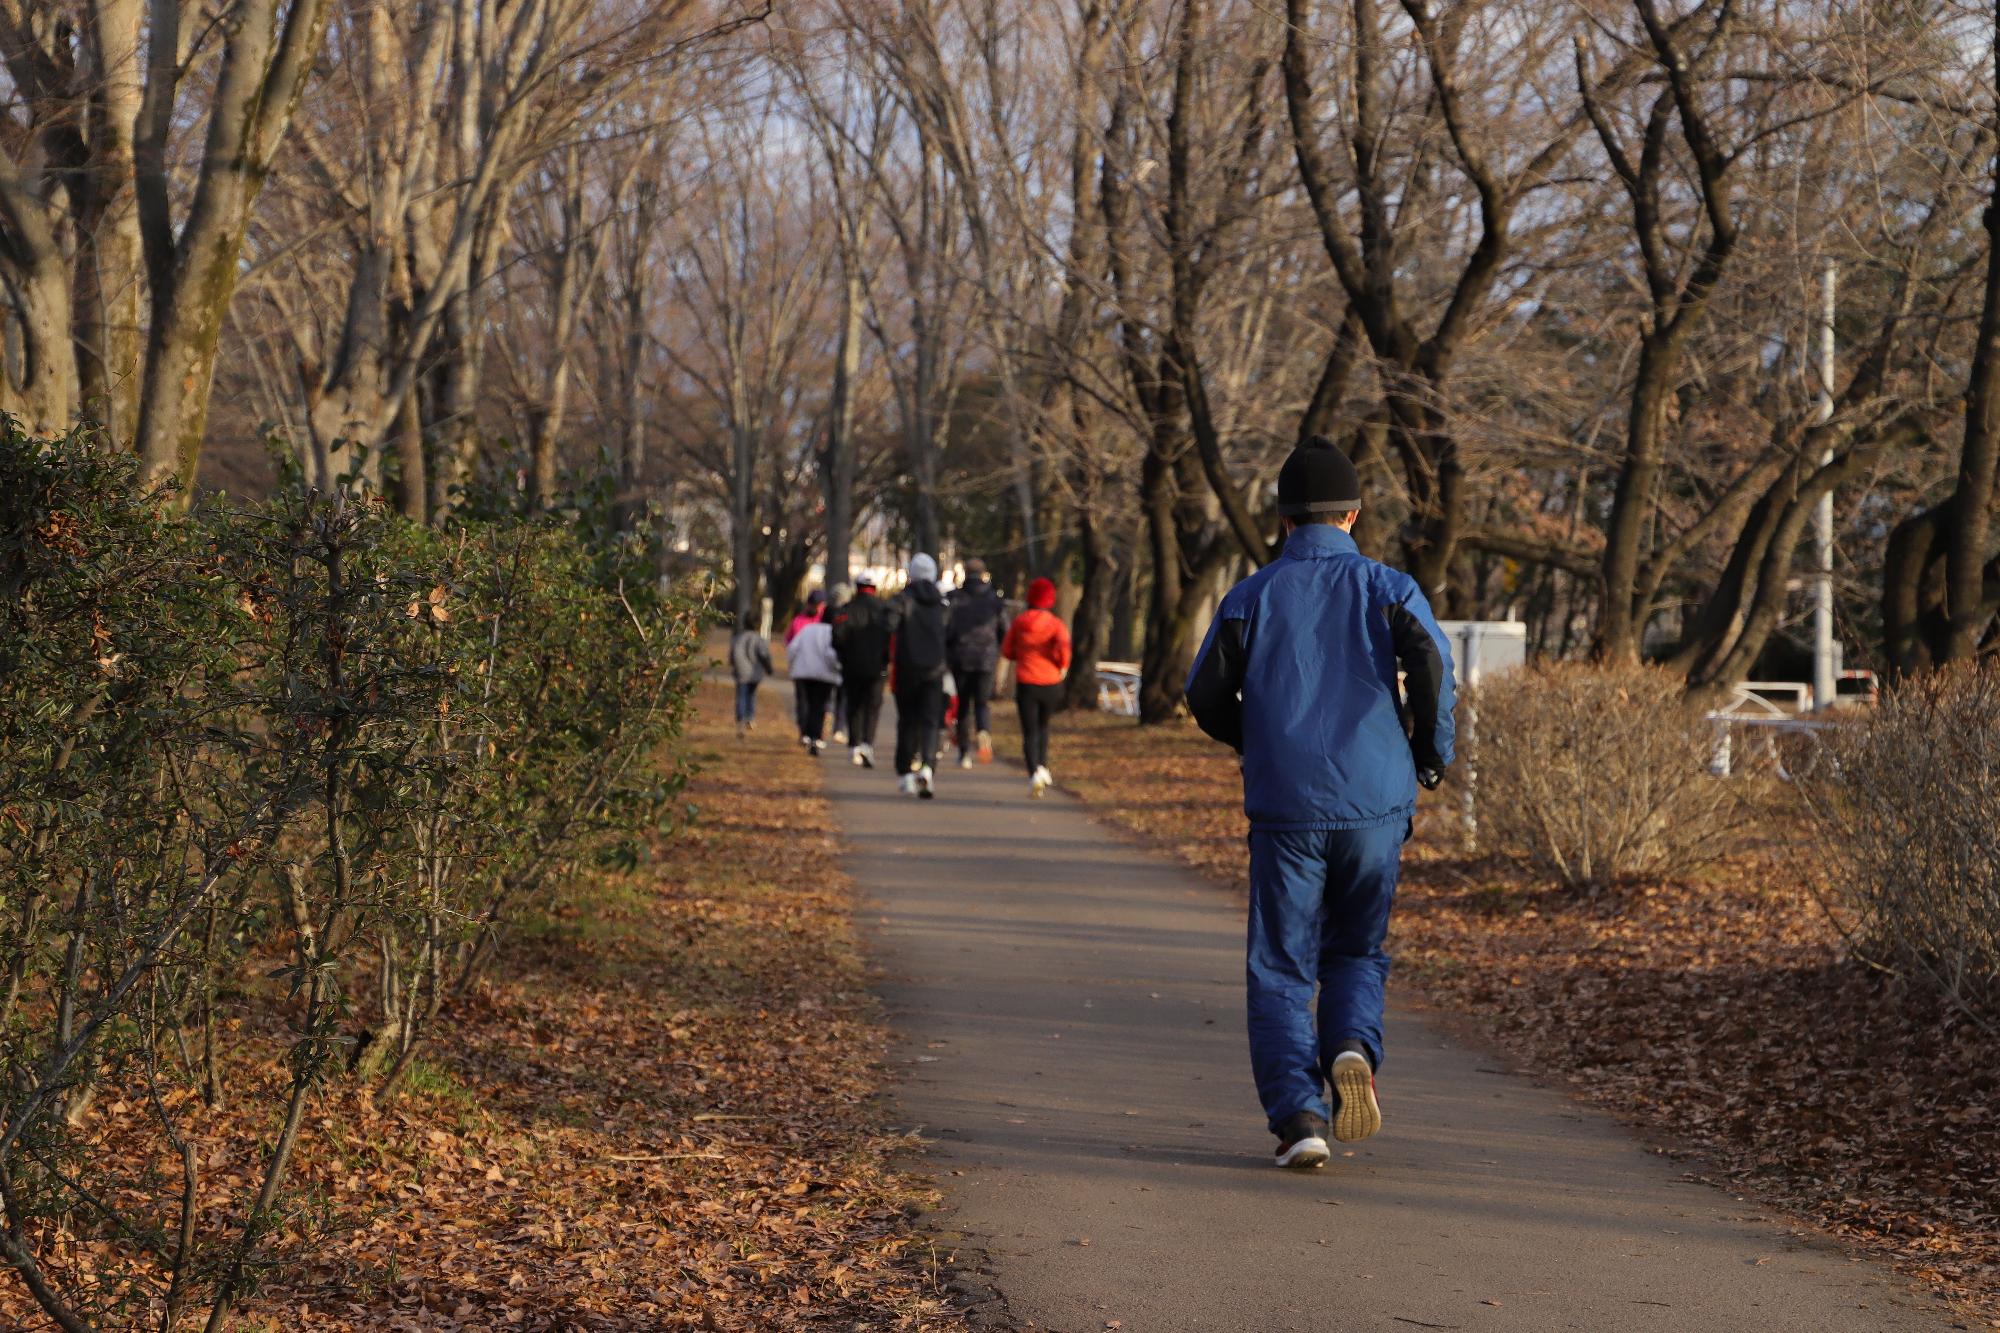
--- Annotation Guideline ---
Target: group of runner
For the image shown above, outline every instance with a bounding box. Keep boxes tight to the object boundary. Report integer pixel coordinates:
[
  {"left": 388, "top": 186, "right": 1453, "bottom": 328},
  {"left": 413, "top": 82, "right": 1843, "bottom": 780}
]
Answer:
[{"left": 728, "top": 553, "right": 1073, "bottom": 801}]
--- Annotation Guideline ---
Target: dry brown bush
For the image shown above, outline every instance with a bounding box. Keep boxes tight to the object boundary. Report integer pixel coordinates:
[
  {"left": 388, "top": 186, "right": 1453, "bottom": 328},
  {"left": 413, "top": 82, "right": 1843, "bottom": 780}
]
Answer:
[
  {"left": 1466, "top": 662, "right": 1748, "bottom": 891},
  {"left": 1801, "top": 663, "right": 2000, "bottom": 1030}
]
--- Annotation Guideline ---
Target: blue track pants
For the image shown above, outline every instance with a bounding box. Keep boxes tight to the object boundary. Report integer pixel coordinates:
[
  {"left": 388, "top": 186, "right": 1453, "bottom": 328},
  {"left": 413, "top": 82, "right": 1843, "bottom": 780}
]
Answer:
[{"left": 1245, "top": 820, "right": 1407, "bottom": 1133}]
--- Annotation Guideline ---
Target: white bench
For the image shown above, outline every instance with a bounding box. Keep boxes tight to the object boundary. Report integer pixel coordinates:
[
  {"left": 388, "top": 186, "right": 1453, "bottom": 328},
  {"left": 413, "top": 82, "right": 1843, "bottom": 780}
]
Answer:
[{"left": 1096, "top": 662, "right": 1141, "bottom": 716}]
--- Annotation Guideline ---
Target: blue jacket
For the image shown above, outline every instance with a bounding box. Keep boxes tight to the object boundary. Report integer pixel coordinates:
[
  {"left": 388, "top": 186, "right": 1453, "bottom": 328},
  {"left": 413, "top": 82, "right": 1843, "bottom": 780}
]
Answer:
[{"left": 1184, "top": 525, "right": 1456, "bottom": 831}]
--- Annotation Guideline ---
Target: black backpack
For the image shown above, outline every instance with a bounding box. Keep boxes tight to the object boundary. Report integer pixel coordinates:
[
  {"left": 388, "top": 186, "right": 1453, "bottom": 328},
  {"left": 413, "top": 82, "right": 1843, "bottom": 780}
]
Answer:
[
  {"left": 833, "top": 594, "right": 892, "bottom": 677},
  {"left": 895, "top": 587, "right": 949, "bottom": 682}
]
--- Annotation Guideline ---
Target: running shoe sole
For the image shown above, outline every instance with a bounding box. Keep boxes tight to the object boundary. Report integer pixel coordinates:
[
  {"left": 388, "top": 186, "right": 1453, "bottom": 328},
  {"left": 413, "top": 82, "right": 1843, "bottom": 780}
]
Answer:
[
  {"left": 1331, "top": 1051, "right": 1381, "bottom": 1142},
  {"left": 1274, "top": 1135, "right": 1329, "bottom": 1169}
]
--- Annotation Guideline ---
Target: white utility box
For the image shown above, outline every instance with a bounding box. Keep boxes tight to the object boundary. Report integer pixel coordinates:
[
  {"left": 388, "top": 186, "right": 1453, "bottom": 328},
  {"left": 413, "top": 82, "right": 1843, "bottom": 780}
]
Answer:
[{"left": 1436, "top": 620, "right": 1528, "bottom": 686}]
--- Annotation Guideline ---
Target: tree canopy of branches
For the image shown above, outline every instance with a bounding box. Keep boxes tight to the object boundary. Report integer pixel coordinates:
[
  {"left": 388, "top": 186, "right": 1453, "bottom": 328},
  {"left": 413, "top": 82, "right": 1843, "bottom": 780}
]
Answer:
[{"left": 2, "top": 0, "right": 1998, "bottom": 714}]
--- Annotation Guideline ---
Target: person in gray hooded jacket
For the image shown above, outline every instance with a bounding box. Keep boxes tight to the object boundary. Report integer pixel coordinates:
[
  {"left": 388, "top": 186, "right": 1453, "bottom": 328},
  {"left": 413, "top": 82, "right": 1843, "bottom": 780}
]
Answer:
[
  {"left": 786, "top": 604, "right": 843, "bottom": 756},
  {"left": 728, "top": 612, "right": 774, "bottom": 737}
]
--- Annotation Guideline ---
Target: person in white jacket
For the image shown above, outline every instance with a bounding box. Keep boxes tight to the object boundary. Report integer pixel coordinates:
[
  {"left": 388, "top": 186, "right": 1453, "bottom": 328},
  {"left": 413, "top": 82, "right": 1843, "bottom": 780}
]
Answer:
[{"left": 786, "top": 606, "right": 843, "bottom": 757}]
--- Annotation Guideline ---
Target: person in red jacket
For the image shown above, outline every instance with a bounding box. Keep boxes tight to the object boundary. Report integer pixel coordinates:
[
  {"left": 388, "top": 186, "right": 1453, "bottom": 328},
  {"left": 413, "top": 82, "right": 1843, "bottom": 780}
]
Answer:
[{"left": 1000, "top": 576, "right": 1073, "bottom": 798}]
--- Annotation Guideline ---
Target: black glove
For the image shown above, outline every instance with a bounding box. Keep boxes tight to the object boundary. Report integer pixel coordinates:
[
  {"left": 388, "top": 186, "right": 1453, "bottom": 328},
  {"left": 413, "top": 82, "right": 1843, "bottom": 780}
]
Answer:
[{"left": 1417, "top": 766, "right": 1443, "bottom": 791}]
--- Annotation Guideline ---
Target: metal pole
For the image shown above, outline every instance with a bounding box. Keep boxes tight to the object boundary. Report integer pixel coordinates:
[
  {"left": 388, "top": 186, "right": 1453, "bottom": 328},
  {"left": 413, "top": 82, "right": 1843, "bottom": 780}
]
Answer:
[
  {"left": 1461, "top": 628, "right": 1480, "bottom": 851},
  {"left": 1812, "top": 260, "right": 1837, "bottom": 713}
]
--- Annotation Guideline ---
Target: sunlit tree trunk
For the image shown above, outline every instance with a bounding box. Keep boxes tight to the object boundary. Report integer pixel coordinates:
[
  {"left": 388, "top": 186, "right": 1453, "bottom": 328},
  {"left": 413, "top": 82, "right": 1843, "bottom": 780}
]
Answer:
[{"left": 134, "top": 0, "right": 335, "bottom": 495}]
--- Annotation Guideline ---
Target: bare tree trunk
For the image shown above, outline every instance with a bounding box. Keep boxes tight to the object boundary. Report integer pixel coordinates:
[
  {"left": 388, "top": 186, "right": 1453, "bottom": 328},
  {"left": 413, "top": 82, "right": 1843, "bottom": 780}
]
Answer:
[
  {"left": 823, "top": 233, "right": 865, "bottom": 584},
  {"left": 614, "top": 177, "right": 659, "bottom": 533},
  {"left": 1597, "top": 352, "right": 1675, "bottom": 662},
  {"left": 907, "top": 306, "right": 944, "bottom": 557},
  {"left": 0, "top": 222, "right": 79, "bottom": 431},
  {"left": 615, "top": 288, "right": 649, "bottom": 533},
  {"left": 391, "top": 385, "right": 426, "bottom": 522},
  {"left": 1884, "top": 505, "right": 1948, "bottom": 674},
  {"left": 1063, "top": 489, "right": 1117, "bottom": 712},
  {"left": 74, "top": 0, "right": 146, "bottom": 445},
  {"left": 1583, "top": 7, "right": 1742, "bottom": 663},
  {"left": 1091, "top": 24, "right": 1230, "bottom": 722},
  {"left": 1697, "top": 439, "right": 1913, "bottom": 689},
  {"left": 527, "top": 148, "right": 600, "bottom": 513},
  {"left": 1136, "top": 435, "right": 1184, "bottom": 722},
  {"left": 134, "top": 0, "right": 334, "bottom": 494},
  {"left": 427, "top": 282, "right": 486, "bottom": 520},
  {"left": 1667, "top": 472, "right": 1790, "bottom": 677},
  {"left": 898, "top": 11, "right": 1042, "bottom": 573},
  {"left": 1166, "top": 0, "right": 1278, "bottom": 569},
  {"left": 305, "top": 242, "right": 396, "bottom": 491},
  {"left": 1945, "top": 35, "right": 2000, "bottom": 662},
  {"left": 732, "top": 421, "right": 758, "bottom": 620}
]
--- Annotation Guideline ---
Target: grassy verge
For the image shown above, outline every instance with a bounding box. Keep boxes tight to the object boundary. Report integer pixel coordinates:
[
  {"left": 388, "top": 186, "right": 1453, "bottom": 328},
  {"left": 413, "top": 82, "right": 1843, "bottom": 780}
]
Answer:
[
  {"left": 1037, "top": 705, "right": 2000, "bottom": 1326},
  {"left": 4, "top": 680, "right": 968, "bottom": 1331}
]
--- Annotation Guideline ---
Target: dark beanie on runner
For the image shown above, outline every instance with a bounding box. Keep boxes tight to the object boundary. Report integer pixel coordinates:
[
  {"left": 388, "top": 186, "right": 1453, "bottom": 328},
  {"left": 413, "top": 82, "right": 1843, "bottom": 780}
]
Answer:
[{"left": 1275, "top": 435, "right": 1361, "bottom": 517}]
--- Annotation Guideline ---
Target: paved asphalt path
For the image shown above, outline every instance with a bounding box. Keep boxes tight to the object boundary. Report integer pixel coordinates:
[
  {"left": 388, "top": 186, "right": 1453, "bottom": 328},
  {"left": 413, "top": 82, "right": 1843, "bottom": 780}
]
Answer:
[{"left": 820, "top": 709, "right": 1961, "bottom": 1332}]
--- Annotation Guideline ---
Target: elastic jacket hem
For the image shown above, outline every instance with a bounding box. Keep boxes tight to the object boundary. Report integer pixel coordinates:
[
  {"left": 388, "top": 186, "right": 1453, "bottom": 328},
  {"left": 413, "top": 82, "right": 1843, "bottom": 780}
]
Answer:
[{"left": 1247, "top": 807, "right": 1411, "bottom": 834}]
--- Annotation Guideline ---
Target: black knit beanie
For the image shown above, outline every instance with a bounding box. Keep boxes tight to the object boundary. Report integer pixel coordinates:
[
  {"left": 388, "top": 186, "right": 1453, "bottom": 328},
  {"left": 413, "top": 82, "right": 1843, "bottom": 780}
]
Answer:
[{"left": 1275, "top": 435, "right": 1361, "bottom": 516}]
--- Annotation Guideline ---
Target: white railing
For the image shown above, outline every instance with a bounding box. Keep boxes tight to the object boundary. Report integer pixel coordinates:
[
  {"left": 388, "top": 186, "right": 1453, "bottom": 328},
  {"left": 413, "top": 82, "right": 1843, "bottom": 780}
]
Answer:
[{"left": 1706, "top": 681, "right": 1835, "bottom": 779}]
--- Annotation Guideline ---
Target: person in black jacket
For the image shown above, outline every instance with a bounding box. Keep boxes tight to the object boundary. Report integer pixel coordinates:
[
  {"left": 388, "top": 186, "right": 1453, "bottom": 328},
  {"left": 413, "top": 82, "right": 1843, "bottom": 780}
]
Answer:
[
  {"left": 888, "top": 553, "right": 949, "bottom": 799},
  {"left": 831, "top": 574, "right": 892, "bottom": 767},
  {"left": 945, "top": 557, "right": 1010, "bottom": 767}
]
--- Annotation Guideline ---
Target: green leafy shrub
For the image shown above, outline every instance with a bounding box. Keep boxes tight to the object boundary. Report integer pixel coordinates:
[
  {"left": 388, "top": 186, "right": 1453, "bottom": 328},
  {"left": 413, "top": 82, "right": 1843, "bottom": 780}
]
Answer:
[
  {"left": 351, "top": 517, "right": 701, "bottom": 1086},
  {"left": 1466, "top": 662, "right": 1748, "bottom": 891},
  {"left": 0, "top": 421, "right": 702, "bottom": 1331},
  {"left": 0, "top": 426, "right": 273, "bottom": 1329}
]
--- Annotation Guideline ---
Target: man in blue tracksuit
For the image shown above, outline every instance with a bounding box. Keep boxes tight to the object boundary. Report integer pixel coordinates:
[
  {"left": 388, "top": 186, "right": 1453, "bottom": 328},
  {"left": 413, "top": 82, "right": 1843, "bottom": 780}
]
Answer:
[{"left": 1185, "top": 436, "right": 1456, "bottom": 1170}]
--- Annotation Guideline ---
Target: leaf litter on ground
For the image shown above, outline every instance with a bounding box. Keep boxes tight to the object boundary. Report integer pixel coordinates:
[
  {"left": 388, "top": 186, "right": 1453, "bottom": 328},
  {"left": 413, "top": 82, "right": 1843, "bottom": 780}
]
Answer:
[{"left": 3, "top": 680, "right": 972, "bottom": 1332}]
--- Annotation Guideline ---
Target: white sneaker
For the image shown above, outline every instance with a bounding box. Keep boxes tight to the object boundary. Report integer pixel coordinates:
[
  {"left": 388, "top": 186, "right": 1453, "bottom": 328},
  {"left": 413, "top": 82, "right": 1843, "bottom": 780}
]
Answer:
[
  {"left": 1030, "top": 765, "right": 1051, "bottom": 798},
  {"left": 833, "top": 729, "right": 849, "bottom": 745},
  {"left": 1330, "top": 1050, "right": 1382, "bottom": 1143},
  {"left": 1273, "top": 1112, "right": 1331, "bottom": 1170},
  {"left": 958, "top": 753, "right": 975, "bottom": 770},
  {"left": 858, "top": 743, "right": 875, "bottom": 769},
  {"left": 812, "top": 738, "right": 826, "bottom": 753},
  {"left": 898, "top": 773, "right": 918, "bottom": 797},
  {"left": 917, "top": 765, "right": 936, "bottom": 800},
  {"left": 850, "top": 747, "right": 865, "bottom": 767}
]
